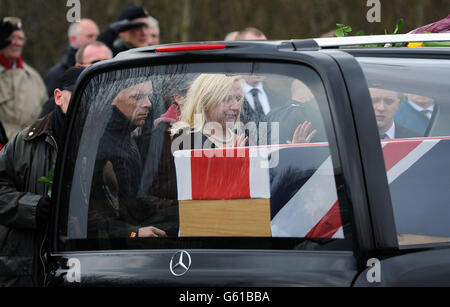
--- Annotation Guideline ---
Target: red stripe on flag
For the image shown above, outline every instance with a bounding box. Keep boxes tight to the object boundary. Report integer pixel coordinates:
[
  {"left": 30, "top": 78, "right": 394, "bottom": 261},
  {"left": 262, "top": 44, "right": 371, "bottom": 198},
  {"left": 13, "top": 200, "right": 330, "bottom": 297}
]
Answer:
[
  {"left": 305, "top": 201, "right": 341, "bottom": 238},
  {"left": 191, "top": 148, "right": 250, "bottom": 200},
  {"left": 382, "top": 140, "right": 422, "bottom": 172}
]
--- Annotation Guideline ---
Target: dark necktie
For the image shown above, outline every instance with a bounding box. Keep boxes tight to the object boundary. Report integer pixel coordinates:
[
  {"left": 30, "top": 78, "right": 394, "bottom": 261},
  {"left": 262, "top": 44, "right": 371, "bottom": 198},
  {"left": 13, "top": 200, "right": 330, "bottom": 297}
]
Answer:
[
  {"left": 380, "top": 133, "right": 389, "bottom": 139},
  {"left": 250, "top": 88, "right": 265, "bottom": 121}
]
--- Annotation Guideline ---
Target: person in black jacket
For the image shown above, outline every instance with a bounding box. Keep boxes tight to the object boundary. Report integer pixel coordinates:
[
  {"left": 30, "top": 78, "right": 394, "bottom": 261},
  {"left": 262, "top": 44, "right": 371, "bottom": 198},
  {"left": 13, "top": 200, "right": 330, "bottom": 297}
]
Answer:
[
  {"left": 0, "top": 121, "right": 7, "bottom": 150},
  {"left": 89, "top": 80, "right": 174, "bottom": 238},
  {"left": 44, "top": 19, "right": 99, "bottom": 97},
  {"left": 0, "top": 67, "right": 85, "bottom": 287},
  {"left": 40, "top": 41, "right": 113, "bottom": 117},
  {"left": 97, "top": 5, "right": 160, "bottom": 56}
]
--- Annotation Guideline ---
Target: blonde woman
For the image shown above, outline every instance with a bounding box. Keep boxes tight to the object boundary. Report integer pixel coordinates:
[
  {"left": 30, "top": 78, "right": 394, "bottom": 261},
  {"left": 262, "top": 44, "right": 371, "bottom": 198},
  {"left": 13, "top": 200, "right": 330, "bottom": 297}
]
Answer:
[{"left": 171, "top": 73, "right": 248, "bottom": 149}]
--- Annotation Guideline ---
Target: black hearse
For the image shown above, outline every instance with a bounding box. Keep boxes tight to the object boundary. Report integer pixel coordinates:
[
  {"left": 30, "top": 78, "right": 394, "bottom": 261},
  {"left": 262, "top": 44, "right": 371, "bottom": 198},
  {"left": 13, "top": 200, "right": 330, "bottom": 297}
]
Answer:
[{"left": 43, "top": 33, "right": 450, "bottom": 286}]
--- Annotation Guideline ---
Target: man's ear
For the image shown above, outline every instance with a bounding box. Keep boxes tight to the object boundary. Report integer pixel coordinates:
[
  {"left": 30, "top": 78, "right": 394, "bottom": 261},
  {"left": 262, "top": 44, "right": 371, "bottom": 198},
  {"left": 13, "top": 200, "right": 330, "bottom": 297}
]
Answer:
[
  {"left": 54, "top": 89, "right": 63, "bottom": 107},
  {"left": 69, "top": 35, "right": 78, "bottom": 46}
]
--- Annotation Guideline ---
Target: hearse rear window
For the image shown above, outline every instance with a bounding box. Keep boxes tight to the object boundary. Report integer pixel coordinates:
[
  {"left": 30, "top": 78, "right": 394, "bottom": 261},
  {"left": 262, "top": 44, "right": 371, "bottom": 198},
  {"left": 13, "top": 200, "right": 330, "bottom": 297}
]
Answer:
[
  {"left": 357, "top": 57, "right": 450, "bottom": 247},
  {"left": 58, "top": 62, "right": 352, "bottom": 251}
]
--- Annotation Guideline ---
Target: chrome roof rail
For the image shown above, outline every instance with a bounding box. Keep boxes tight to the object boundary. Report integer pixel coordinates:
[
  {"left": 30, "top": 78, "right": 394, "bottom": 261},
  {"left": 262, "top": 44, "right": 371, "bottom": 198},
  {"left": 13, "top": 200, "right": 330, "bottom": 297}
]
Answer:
[{"left": 312, "top": 33, "right": 450, "bottom": 48}]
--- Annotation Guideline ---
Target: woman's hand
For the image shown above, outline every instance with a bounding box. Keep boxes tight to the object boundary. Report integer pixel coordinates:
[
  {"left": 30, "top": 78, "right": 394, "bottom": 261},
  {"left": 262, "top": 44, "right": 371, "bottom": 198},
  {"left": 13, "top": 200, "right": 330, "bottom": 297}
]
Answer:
[
  {"left": 287, "top": 121, "right": 317, "bottom": 144},
  {"left": 233, "top": 133, "right": 248, "bottom": 147}
]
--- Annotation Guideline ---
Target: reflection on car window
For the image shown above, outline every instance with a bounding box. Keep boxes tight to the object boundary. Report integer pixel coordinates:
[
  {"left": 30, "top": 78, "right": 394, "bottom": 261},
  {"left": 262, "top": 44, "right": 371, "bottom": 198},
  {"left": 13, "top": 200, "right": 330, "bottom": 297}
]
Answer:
[
  {"left": 358, "top": 57, "right": 450, "bottom": 246},
  {"left": 369, "top": 87, "right": 420, "bottom": 139},
  {"left": 61, "top": 62, "right": 352, "bottom": 251}
]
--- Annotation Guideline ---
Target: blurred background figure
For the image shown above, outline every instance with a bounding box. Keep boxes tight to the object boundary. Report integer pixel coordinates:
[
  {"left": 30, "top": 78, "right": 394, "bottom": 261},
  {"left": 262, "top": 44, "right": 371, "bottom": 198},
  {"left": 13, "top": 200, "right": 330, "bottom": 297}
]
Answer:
[
  {"left": 75, "top": 41, "right": 113, "bottom": 67},
  {"left": 395, "top": 92, "right": 436, "bottom": 136},
  {"left": 291, "top": 79, "right": 315, "bottom": 104},
  {"left": 0, "top": 17, "right": 48, "bottom": 140},
  {"left": 44, "top": 18, "right": 99, "bottom": 97},
  {"left": 146, "top": 15, "right": 160, "bottom": 46},
  {"left": 224, "top": 31, "right": 239, "bottom": 41},
  {"left": 98, "top": 5, "right": 160, "bottom": 56},
  {"left": 319, "top": 29, "right": 337, "bottom": 37},
  {"left": 40, "top": 41, "right": 113, "bottom": 117},
  {"left": 235, "top": 27, "right": 267, "bottom": 40}
]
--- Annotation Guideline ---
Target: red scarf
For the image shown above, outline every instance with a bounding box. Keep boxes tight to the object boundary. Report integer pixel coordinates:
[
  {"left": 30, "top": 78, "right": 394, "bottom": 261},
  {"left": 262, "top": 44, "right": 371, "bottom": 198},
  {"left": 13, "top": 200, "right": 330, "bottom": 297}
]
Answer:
[
  {"left": 154, "top": 103, "right": 181, "bottom": 127},
  {"left": 0, "top": 53, "right": 23, "bottom": 70}
]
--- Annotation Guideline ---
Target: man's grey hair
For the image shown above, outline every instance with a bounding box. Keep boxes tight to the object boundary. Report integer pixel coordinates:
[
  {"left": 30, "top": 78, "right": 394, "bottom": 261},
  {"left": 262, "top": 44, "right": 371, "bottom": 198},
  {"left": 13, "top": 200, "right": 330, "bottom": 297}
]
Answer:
[{"left": 148, "top": 15, "right": 159, "bottom": 32}]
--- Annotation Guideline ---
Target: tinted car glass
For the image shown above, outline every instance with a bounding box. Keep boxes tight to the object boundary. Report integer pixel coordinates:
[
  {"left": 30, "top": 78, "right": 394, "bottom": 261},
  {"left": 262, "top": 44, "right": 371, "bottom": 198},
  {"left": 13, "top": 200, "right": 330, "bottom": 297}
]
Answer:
[
  {"left": 58, "top": 61, "right": 353, "bottom": 252},
  {"left": 357, "top": 56, "right": 450, "bottom": 246}
]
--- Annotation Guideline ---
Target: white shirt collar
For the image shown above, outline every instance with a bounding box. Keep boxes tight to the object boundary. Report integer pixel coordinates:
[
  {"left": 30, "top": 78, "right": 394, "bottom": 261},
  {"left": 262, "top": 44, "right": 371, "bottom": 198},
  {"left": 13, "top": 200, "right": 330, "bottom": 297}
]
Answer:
[
  {"left": 241, "top": 81, "right": 270, "bottom": 114},
  {"left": 384, "top": 123, "right": 396, "bottom": 139},
  {"left": 242, "top": 81, "right": 264, "bottom": 94}
]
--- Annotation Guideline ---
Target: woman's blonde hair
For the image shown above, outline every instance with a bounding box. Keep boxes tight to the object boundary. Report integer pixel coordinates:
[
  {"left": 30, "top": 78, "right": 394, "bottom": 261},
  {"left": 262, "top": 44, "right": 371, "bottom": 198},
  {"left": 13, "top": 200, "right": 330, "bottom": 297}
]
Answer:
[{"left": 171, "top": 73, "right": 243, "bottom": 135}]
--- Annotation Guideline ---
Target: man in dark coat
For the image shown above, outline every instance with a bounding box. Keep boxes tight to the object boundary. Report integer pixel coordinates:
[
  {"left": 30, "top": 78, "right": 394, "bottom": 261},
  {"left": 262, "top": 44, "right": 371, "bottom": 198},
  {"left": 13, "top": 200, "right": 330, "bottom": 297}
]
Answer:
[
  {"left": 370, "top": 87, "right": 420, "bottom": 139},
  {"left": 0, "top": 67, "right": 85, "bottom": 286},
  {"left": 89, "top": 81, "right": 174, "bottom": 238},
  {"left": 40, "top": 41, "right": 113, "bottom": 117},
  {"left": 0, "top": 121, "right": 7, "bottom": 150},
  {"left": 98, "top": 5, "right": 159, "bottom": 56},
  {"left": 239, "top": 74, "right": 290, "bottom": 145},
  {"left": 44, "top": 19, "right": 99, "bottom": 97}
]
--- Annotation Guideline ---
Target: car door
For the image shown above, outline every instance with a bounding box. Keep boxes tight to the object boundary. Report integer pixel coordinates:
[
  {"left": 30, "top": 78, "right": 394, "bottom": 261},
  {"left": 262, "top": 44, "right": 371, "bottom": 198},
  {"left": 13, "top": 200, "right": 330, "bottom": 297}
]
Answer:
[
  {"left": 44, "top": 42, "right": 377, "bottom": 287},
  {"left": 339, "top": 48, "right": 450, "bottom": 286}
]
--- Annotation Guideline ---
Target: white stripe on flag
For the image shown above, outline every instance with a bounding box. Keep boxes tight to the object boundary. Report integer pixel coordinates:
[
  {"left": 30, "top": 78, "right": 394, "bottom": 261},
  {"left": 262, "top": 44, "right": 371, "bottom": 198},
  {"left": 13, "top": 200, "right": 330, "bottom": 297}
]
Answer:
[
  {"left": 249, "top": 147, "right": 271, "bottom": 199},
  {"left": 387, "top": 139, "right": 439, "bottom": 184},
  {"left": 333, "top": 226, "right": 344, "bottom": 238},
  {"left": 271, "top": 156, "right": 341, "bottom": 238},
  {"left": 173, "top": 150, "right": 192, "bottom": 200}
]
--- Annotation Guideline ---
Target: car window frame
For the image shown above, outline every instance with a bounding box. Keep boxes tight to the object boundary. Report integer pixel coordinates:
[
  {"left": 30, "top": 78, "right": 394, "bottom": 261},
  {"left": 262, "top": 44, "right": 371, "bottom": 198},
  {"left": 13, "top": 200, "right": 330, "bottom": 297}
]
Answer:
[{"left": 340, "top": 47, "right": 450, "bottom": 251}]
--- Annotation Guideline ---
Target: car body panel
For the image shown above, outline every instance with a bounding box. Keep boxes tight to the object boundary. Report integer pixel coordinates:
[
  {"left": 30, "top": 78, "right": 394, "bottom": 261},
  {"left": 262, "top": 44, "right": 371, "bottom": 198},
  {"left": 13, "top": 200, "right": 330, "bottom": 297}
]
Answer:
[{"left": 50, "top": 250, "right": 356, "bottom": 287}]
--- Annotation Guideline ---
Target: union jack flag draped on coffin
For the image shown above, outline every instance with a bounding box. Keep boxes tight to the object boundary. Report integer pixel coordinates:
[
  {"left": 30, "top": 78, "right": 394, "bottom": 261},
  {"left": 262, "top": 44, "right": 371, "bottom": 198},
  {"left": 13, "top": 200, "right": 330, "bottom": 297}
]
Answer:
[
  {"left": 381, "top": 137, "right": 450, "bottom": 238},
  {"left": 173, "top": 144, "right": 343, "bottom": 238},
  {"left": 173, "top": 137, "right": 450, "bottom": 239}
]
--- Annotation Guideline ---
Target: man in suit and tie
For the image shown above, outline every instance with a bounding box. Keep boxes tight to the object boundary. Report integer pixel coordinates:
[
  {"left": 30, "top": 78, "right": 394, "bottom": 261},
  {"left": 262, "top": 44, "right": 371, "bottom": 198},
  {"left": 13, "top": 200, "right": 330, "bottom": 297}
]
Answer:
[
  {"left": 235, "top": 27, "right": 281, "bottom": 123},
  {"left": 394, "top": 92, "right": 436, "bottom": 136},
  {"left": 236, "top": 28, "right": 318, "bottom": 145},
  {"left": 239, "top": 74, "right": 288, "bottom": 145},
  {"left": 370, "top": 87, "right": 420, "bottom": 139}
]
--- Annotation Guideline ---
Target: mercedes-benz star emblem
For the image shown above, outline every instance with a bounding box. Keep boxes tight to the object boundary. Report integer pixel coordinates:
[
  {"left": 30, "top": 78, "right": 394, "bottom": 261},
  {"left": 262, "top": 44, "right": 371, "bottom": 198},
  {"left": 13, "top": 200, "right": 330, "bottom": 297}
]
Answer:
[{"left": 170, "top": 250, "right": 192, "bottom": 277}]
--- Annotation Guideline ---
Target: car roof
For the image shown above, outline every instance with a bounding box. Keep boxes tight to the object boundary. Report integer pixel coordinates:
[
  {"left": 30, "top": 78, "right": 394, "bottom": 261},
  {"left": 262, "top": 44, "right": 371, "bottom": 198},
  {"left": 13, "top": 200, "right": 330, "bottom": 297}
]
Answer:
[{"left": 109, "top": 33, "right": 450, "bottom": 61}]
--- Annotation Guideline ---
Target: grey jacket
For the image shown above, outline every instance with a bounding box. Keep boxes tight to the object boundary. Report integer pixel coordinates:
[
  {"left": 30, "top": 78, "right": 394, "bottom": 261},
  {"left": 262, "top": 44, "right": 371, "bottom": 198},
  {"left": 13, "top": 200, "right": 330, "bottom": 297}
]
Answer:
[
  {"left": 0, "top": 112, "right": 56, "bottom": 286},
  {"left": 0, "top": 63, "right": 48, "bottom": 140}
]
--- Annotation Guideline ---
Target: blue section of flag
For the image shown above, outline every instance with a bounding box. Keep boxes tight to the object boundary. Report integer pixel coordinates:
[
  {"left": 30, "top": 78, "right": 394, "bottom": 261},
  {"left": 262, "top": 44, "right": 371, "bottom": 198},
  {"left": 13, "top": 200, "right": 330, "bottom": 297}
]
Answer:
[
  {"left": 390, "top": 140, "right": 450, "bottom": 237},
  {"left": 269, "top": 145, "right": 330, "bottom": 219}
]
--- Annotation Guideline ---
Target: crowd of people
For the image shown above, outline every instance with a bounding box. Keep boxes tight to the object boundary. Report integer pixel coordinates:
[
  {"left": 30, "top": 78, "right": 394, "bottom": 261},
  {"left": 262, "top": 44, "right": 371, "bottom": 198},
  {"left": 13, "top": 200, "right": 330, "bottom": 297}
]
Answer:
[
  {"left": 0, "top": 5, "right": 163, "bottom": 287},
  {"left": 0, "top": 5, "right": 449, "bottom": 287}
]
